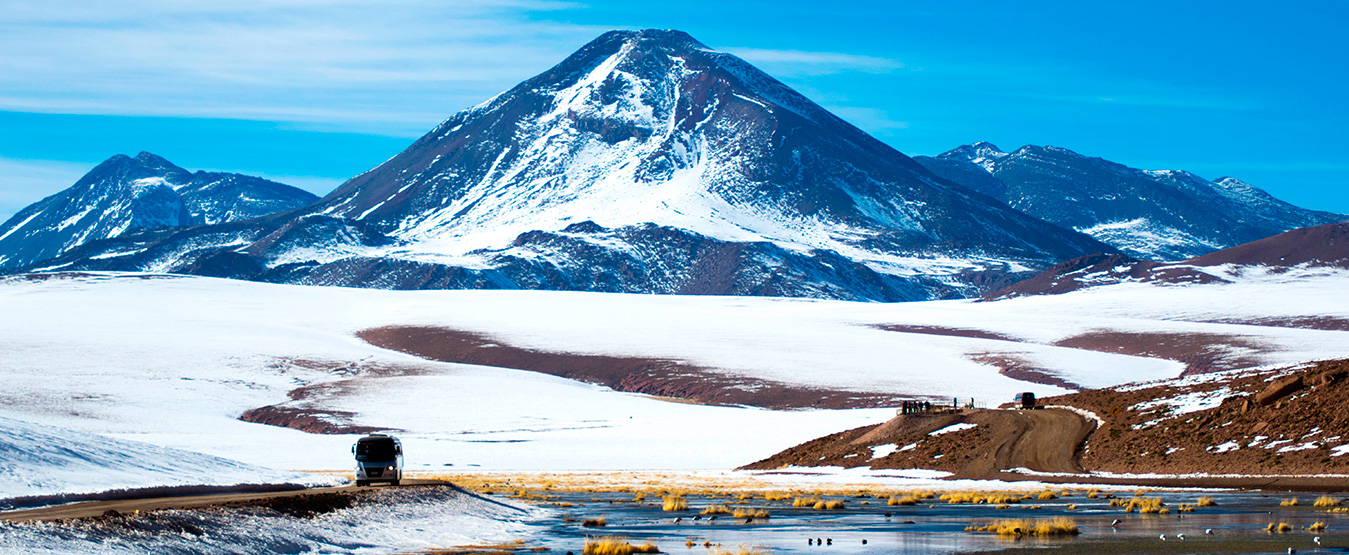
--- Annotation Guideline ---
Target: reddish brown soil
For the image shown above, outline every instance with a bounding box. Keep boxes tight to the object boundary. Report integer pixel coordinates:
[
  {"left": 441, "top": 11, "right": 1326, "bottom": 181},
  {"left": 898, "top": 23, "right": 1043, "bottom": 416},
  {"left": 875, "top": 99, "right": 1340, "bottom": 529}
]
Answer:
[
  {"left": 1179, "top": 316, "right": 1349, "bottom": 332},
  {"left": 969, "top": 353, "right": 1084, "bottom": 389},
  {"left": 357, "top": 326, "right": 910, "bottom": 410},
  {"left": 1053, "top": 331, "right": 1266, "bottom": 375},
  {"left": 237, "top": 358, "right": 423, "bottom": 434},
  {"left": 750, "top": 359, "right": 1349, "bottom": 490},
  {"left": 741, "top": 408, "right": 1094, "bottom": 479},
  {"left": 874, "top": 324, "right": 1016, "bottom": 342},
  {"left": 238, "top": 406, "right": 385, "bottom": 435},
  {"left": 1044, "top": 359, "right": 1349, "bottom": 476},
  {"left": 1188, "top": 223, "right": 1349, "bottom": 268}
]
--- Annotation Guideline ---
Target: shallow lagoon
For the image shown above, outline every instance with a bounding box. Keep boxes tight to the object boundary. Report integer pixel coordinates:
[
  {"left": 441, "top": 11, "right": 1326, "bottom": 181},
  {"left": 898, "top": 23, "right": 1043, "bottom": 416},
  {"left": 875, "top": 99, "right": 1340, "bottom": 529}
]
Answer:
[{"left": 515, "top": 489, "right": 1349, "bottom": 555}]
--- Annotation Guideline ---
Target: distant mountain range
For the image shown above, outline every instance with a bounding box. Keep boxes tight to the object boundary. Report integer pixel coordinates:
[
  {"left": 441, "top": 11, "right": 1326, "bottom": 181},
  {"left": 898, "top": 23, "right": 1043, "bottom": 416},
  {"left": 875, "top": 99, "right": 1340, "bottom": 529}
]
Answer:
[
  {"left": 988, "top": 222, "right": 1349, "bottom": 299},
  {"left": 0, "top": 152, "right": 316, "bottom": 270},
  {"left": 915, "top": 142, "right": 1344, "bottom": 260},
  {"left": 1, "top": 29, "right": 1342, "bottom": 301}
]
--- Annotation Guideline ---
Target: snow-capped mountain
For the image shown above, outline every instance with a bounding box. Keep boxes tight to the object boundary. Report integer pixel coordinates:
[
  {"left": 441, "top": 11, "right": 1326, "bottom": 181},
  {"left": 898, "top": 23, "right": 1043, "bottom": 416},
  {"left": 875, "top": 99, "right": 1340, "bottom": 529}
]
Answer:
[
  {"left": 0, "top": 152, "right": 318, "bottom": 270},
  {"left": 915, "top": 143, "right": 1345, "bottom": 261},
  {"left": 17, "top": 30, "right": 1113, "bottom": 300}
]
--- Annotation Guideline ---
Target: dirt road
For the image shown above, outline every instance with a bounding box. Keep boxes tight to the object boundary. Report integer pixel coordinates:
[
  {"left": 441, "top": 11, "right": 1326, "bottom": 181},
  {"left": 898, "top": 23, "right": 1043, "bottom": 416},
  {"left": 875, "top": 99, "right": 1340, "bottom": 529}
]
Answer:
[
  {"left": 1000, "top": 408, "right": 1093, "bottom": 474},
  {"left": 0, "top": 479, "right": 450, "bottom": 523}
]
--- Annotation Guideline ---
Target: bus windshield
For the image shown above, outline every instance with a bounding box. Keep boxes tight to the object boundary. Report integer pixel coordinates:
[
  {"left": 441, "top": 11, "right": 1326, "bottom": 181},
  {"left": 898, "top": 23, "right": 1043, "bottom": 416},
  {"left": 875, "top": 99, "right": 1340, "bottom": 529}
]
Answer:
[{"left": 355, "top": 439, "right": 398, "bottom": 462}]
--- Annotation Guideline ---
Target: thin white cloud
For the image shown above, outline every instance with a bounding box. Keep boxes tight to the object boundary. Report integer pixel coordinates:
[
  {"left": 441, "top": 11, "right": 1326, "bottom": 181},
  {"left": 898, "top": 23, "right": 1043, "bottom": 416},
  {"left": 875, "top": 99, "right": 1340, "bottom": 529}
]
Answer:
[
  {"left": 722, "top": 47, "right": 903, "bottom": 76},
  {"left": 0, "top": 1, "right": 605, "bottom": 133}
]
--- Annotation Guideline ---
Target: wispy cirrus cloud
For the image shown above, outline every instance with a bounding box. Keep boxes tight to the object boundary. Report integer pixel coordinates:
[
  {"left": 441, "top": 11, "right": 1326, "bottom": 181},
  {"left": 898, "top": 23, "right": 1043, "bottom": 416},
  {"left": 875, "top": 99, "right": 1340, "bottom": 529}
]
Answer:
[
  {"left": 722, "top": 47, "right": 904, "bottom": 76},
  {"left": 0, "top": 0, "right": 604, "bottom": 135}
]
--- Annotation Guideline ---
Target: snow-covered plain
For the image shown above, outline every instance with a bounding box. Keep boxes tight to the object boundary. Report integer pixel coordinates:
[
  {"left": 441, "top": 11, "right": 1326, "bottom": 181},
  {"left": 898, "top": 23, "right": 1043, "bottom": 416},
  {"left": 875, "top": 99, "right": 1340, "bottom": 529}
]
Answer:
[
  {"left": 0, "top": 267, "right": 1346, "bottom": 499},
  {"left": 0, "top": 415, "right": 330, "bottom": 502}
]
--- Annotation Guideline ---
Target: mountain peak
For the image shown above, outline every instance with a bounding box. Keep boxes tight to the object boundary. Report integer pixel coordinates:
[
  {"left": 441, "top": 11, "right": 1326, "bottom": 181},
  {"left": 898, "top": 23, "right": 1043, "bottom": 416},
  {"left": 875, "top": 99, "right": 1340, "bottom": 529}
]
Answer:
[
  {"left": 600, "top": 28, "right": 705, "bottom": 50},
  {"left": 970, "top": 141, "right": 1004, "bottom": 154}
]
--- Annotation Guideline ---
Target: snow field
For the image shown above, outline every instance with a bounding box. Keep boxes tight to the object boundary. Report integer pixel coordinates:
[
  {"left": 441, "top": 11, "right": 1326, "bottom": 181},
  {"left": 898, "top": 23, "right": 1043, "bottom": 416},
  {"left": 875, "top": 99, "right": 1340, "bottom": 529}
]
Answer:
[{"left": 0, "top": 268, "right": 1345, "bottom": 497}]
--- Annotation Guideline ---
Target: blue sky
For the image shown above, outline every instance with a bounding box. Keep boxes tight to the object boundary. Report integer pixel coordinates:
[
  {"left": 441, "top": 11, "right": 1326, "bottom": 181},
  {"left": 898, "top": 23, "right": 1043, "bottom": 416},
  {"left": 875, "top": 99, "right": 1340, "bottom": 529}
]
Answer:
[{"left": 2, "top": 0, "right": 1346, "bottom": 222}]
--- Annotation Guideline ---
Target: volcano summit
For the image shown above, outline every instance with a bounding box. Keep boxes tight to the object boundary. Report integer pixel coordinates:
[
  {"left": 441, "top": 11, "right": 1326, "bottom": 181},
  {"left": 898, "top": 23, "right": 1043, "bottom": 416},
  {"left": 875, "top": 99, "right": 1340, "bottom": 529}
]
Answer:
[{"left": 22, "top": 30, "right": 1112, "bottom": 300}]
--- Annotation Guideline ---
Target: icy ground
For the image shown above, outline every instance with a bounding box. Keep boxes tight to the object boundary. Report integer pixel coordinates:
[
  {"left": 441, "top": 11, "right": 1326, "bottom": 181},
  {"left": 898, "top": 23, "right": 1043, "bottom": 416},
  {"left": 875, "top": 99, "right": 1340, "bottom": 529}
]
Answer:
[
  {"left": 0, "top": 415, "right": 332, "bottom": 502},
  {"left": 0, "top": 267, "right": 1345, "bottom": 499},
  {"left": 0, "top": 486, "right": 538, "bottom": 555}
]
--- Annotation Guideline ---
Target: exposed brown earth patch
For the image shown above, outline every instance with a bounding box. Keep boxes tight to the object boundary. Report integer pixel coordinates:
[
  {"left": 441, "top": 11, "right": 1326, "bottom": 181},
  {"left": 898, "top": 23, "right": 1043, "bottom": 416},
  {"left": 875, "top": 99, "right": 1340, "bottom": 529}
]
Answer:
[
  {"left": 357, "top": 325, "right": 910, "bottom": 409},
  {"left": 237, "top": 358, "right": 423, "bottom": 434},
  {"left": 968, "top": 353, "right": 1084, "bottom": 389},
  {"left": 742, "top": 359, "right": 1349, "bottom": 489},
  {"left": 1177, "top": 315, "right": 1349, "bottom": 332},
  {"left": 874, "top": 324, "right": 1016, "bottom": 342},
  {"left": 1053, "top": 331, "right": 1265, "bottom": 375},
  {"left": 740, "top": 408, "right": 1094, "bottom": 479},
  {"left": 1043, "top": 358, "right": 1349, "bottom": 476},
  {"left": 1187, "top": 222, "right": 1349, "bottom": 268},
  {"left": 238, "top": 406, "right": 385, "bottom": 435}
]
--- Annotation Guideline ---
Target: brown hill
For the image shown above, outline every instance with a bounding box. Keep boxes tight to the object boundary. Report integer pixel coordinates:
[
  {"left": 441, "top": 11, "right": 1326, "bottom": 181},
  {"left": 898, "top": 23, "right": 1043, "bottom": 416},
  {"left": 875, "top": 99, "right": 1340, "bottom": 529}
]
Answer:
[{"left": 742, "top": 359, "right": 1349, "bottom": 488}]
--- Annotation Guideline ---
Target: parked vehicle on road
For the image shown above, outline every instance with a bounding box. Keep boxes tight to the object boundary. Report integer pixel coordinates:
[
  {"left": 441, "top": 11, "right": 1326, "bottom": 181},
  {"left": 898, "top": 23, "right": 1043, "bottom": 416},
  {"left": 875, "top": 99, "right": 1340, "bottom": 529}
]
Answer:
[
  {"left": 352, "top": 433, "right": 402, "bottom": 486},
  {"left": 1013, "top": 392, "right": 1038, "bottom": 410}
]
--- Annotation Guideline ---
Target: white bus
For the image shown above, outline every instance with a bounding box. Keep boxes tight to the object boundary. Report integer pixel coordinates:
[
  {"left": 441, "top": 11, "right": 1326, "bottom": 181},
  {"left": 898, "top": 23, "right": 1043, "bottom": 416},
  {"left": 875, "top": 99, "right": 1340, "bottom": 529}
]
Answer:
[{"left": 352, "top": 433, "right": 403, "bottom": 486}]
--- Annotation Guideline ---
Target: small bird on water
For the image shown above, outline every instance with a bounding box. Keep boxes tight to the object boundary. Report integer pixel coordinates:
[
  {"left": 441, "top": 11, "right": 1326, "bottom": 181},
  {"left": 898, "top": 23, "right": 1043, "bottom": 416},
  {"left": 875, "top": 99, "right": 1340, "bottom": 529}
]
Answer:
[{"left": 1159, "top": 534, "right": 1167, "bottom": 541}]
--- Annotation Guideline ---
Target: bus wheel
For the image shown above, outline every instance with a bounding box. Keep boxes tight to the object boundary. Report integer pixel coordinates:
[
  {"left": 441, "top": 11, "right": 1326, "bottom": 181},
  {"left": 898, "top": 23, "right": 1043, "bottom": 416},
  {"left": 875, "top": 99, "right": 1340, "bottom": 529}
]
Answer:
[
  {"left": 356, "top": 480, "right": 368, "bottom": 487},
  {"left": 390, "top": 479, "right": 401, "bottom": 486}
]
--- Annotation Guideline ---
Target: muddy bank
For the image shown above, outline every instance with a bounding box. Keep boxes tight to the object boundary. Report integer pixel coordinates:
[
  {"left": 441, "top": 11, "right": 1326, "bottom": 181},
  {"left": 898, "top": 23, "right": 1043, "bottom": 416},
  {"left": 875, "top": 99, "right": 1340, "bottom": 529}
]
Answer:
[{"left": 358, "top": 325, "right": 911, "bottom": 409}]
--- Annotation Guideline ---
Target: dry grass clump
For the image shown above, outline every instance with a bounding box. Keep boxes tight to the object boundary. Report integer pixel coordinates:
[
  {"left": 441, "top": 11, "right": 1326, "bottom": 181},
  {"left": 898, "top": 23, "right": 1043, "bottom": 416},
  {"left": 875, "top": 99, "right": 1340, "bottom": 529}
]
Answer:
[
  {"left": 1314, "top": 496, "right": 1341, "bottom": 508},
  {"left": 763, "top": 492, "right": 791, "bottom": 502},
  {"left": 1281, "top": 498, "right": 1300, "bottom": 506},
  {"left": 1176, "top": 504, "right": 1195, "bottom": 513},
  {"left": 584, "top": 536, "right": 659, "bottom": 555},
  {"left": 1112, "top": 497, "right": 1164, "bottom": 513},
  {"left": 1267, "top": 522, "right": 1294, "bottom": 533},
  {"left": 700, "top": 505, "right": 732, "bottom": 515},
  {"left": 995, "top": 504, "right": 1010, "bottom": 510},
  {"left": 942, "top": 492, "right": 1022, "bottom": 505},
  {"left": 966, "top": 517, "right": 1079, "bottom": 537},
  {"left": 813, "top": 499, "right": 845, "bottom": 510},
  {"left": 1310, "top": 522, "right": 1328, "bottom": 531},
  {"left": 1085, "top": 489, "right": 1100, "bottom": 499},
  {"left": 1196, "top": 496, "right": 1217, "bottom": 507},
  {"left": 792, "top": 496, "right": 820, "bottom": 507},
  {"left": 888, "top": 495, "right": 918, "bottom": 506},
  {"left": 662, "top": 496, "right": 688, "bottom": 512},
  {"left": 1036, "top": 491, "right": 1058, "bottom": 500},
  {"left": 732, "top": 508, "right": 770, "bottom": 519},
  {"left": 583, "top": 517, "right": 607, "bottom": 527},
  {"left": 1330, "top": 507, "right": 1349, "bottom": 513}
]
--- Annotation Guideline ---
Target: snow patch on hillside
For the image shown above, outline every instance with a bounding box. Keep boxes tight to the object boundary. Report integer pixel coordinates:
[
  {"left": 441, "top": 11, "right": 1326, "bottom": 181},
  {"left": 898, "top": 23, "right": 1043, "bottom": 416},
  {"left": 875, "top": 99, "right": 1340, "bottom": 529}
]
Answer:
[{"left": 0, "top": 415, "right": 328, "bottom": 503}]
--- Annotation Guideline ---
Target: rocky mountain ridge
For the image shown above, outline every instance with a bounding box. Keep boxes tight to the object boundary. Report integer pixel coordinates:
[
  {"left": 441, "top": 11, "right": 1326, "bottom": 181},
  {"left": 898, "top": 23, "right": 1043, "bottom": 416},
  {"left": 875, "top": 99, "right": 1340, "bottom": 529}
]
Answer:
[
  {"left": 915, "top": 142, "right": 1345, "bottom": 261},
  {"left": 11, "top": 30, "right": 1112, "bottom": 301},
  {"left": 0, "top": 152, "right": 317, "bottom": 270}
]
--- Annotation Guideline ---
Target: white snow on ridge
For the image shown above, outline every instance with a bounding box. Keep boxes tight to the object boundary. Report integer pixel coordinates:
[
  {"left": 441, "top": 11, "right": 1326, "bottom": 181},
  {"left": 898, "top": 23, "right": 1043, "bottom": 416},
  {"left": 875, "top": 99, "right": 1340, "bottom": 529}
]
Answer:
[
  {"left": 929, "top": 423, "right": 977, "bottom": 436},
  {"left": 0, "top": 415, "right": 328, "bottom": 502}
]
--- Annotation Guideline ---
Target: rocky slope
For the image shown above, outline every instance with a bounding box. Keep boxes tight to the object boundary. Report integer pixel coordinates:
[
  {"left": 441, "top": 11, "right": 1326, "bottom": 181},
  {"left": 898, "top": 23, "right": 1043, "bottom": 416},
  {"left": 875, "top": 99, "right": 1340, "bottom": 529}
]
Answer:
[
  {"left": 743, "top": 359, "right": 1349, "bottom": 480},
  {"left": 915, "top": 143, "right": 1345, "bottom": 260},
  {"left": 17, "top": 30, "right": 1111, "bottom": 301},
  {"left": 987, "top": 222, "right": 1349, "bottom": 299},
  {"left": 0, "top": 152, "right": 317, "bottom": 270}
]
